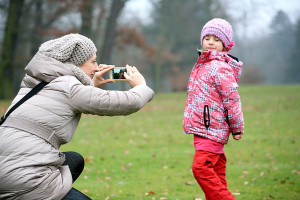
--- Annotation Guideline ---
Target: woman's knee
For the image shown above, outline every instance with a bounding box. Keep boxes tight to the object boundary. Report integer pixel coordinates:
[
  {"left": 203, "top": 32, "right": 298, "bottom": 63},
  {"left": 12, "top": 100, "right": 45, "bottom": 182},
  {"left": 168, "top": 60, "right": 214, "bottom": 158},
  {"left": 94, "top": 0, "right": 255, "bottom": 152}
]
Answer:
[
  {"left": 63, "top": 152, "right": 84, "bottom": 165},
  {"left": 62, "top": 151, "right": 85, "bottom": 182}
]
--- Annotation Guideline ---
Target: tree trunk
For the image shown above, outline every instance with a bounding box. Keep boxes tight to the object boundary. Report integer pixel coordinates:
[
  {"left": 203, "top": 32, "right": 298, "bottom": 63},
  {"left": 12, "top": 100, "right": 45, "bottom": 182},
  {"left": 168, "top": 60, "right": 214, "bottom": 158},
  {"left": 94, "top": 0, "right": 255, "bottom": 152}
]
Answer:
[
  {"left": 0, "top": 0, "right": 24, "bottom": 99},
  {"left": 80, "top": 0, "right": 94, "bottom": 39},
  {"left": 100, "top": 0, "right": 125, "bottom": 64},
  {"left": 30, "top": 0, "right": 42, "bottom": 56}
]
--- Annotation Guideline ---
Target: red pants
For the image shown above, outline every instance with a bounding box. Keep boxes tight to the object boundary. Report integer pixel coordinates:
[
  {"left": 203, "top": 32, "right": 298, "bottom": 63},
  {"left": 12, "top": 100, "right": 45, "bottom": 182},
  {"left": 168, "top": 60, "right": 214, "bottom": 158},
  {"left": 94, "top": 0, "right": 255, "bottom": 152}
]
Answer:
[{"left": 192, "top": 150, "right": 235, "bottom": 200}]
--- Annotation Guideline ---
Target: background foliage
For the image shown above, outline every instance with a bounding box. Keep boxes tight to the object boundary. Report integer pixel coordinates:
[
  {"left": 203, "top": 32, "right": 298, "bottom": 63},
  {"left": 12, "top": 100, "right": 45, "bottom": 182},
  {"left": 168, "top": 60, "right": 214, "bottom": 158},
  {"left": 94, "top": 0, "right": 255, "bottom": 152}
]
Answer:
[{"left": 0, "top": 0, "right": 300, "bottom": 99}]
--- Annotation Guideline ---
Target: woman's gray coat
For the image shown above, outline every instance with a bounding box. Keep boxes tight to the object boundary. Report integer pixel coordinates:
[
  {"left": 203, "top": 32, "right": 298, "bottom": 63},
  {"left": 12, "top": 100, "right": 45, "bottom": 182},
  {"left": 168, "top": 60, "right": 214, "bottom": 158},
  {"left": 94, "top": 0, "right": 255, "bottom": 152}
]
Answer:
[{"left": 0, "top": 53, "right": 154, "bottom": 200}]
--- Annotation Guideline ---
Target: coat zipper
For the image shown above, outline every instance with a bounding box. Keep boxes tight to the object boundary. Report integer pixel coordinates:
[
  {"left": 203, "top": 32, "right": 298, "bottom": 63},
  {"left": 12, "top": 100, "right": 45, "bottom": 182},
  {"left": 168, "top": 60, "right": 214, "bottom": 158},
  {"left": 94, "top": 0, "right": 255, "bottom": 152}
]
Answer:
[
  {"left": 224, "top": 108, "right": 230, "bottom": 126},
  {"left": 204, "top": 105, "right": 210, "bottom": 129}
]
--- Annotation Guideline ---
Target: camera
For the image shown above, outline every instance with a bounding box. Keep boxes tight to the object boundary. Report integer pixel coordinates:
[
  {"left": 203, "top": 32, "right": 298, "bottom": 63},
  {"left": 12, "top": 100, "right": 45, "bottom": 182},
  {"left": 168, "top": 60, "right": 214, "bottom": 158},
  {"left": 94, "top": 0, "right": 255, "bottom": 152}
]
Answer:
[{"left": 109, "top": 67, "right": 127, "bottom": 81}]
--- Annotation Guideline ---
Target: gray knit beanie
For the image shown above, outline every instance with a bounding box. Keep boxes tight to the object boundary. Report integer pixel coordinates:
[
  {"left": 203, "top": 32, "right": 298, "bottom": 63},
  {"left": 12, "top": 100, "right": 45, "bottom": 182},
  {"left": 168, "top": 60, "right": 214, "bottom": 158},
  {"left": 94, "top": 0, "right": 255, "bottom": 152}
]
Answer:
[{"left": 38, "top": 33, "right": 97, "bottom": 66}]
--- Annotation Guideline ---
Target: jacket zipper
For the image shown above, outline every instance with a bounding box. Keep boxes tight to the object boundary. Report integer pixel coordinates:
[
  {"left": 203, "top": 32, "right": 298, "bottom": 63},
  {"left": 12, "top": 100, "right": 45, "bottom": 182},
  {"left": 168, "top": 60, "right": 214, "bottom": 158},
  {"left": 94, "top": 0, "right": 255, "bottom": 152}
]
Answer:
[
  {"left": 224, "top": 108, "right": 230, "bottom": 126},
  {"left": 203, "top": 105, "right": 210, "bottom": 129}
]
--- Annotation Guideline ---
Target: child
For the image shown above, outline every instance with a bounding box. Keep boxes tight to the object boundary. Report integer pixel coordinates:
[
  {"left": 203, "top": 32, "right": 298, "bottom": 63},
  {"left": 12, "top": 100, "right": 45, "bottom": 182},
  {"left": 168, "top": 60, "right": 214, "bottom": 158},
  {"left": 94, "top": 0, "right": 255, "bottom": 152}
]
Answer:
[{"left": 183, "top": 18, "right": 244, "bottom": 200}]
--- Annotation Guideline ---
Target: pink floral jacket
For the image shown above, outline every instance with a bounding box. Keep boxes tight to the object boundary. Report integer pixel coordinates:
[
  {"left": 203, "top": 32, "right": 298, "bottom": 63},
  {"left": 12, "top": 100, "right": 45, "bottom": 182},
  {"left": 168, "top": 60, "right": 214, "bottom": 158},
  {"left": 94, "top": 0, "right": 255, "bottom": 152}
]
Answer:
[{"left": 183, "top": 50, "right": 244, "bottom": 144}]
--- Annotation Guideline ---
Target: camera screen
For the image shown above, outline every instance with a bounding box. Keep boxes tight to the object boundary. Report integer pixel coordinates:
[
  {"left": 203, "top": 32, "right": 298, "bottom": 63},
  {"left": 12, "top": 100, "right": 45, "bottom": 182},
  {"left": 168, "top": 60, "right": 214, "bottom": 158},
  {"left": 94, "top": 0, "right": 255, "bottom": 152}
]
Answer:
[{"left": 110, "top": 67, "right": 127, "bottom": 80}]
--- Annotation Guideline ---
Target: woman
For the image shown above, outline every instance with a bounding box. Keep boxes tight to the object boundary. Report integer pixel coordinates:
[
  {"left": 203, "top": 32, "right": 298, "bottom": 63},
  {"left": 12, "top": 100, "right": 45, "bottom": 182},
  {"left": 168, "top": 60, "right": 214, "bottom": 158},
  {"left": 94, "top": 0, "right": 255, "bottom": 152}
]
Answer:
[{"left": 0, "top": 33, "right": 154, "bottom": 200}]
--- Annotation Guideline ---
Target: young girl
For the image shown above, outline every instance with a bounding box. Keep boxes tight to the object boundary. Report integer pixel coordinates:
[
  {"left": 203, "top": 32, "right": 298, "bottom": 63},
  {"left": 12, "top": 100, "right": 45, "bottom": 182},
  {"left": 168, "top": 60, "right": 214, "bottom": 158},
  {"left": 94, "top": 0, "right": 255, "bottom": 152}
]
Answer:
[{"left": 183, "top": 18, "right": 244, "bottom": 200}]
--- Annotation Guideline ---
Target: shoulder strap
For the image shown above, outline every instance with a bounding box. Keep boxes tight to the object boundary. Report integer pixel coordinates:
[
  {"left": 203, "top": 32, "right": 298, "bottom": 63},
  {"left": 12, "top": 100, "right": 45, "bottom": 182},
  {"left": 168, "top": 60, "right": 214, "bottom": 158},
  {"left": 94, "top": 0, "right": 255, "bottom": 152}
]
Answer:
[{"left": 0, "top": 81, "right": 49, "bottom": 126}]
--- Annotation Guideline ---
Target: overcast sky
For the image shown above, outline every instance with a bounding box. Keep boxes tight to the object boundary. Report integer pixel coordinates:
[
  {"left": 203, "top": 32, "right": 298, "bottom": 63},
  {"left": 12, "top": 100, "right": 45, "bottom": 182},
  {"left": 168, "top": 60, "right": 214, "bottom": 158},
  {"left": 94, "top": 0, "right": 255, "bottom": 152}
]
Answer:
[{"left": 124, "top": 0, "right": 300, "bottom": 39}]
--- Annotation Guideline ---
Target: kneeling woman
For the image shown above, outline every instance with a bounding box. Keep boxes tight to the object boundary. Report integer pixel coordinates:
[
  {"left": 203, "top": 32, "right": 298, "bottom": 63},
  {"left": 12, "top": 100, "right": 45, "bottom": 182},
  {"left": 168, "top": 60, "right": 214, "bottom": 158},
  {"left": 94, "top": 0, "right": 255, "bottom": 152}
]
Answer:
[{"left": 0, "top": 34, "right": 154, "bottom": 200}]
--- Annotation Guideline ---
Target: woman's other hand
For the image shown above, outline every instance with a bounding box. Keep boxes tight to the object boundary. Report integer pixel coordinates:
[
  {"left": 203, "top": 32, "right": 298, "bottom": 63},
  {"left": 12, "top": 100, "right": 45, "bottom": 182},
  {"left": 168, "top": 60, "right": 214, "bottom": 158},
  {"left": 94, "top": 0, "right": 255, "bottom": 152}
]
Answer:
[{"left": 124, "top": 65, "right": 146, "bottom": 88}]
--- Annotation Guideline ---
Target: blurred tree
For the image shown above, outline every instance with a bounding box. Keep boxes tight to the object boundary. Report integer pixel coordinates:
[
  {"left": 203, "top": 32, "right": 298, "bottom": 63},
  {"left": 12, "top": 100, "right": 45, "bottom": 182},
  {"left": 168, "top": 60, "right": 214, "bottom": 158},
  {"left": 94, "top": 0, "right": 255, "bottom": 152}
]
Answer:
[
  {"left": 0, "top": 0, "right": 24, "bottom": 99},
  {"left": 80, "top": 0, "right": 95, "bottom": 39},
  {"left": 10, "top": 0, "right": 81, "bottom": 97},
  {"left": 117, "top": 26, "right": 156, "bottom": 57},
  {"left": 0, "top": 0, "right": 9, "bottom": 53},
  {"left": 244, "top": 10, "right": 296, "bottom": 84},
  {"left": 286, "top": 18, "right": 300, "bottom": 83},
  {"left": 0, "top": 0, "right": 127, "bottom": 99},
  {"left": 266, "top": 10, "right": 294, "bottom": 83},
  {"left": 30, "top": 0, "right": 42, "bottom": 55},
  {"left": 239, "top": 65, "right": 264, "bottom": 84},
  {"left": 144, "top": 0, "right": 228, "bottom": 92},
  {"left": 100, "top": 0, "right": 125, "bottom": 64}
]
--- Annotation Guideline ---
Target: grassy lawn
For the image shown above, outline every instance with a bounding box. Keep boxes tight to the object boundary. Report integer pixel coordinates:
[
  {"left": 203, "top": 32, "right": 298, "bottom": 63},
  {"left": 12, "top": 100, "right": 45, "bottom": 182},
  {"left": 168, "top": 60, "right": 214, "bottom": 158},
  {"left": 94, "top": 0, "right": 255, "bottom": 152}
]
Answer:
[{"left": 1, "top": 85, "right": 299, "bottom": 199}]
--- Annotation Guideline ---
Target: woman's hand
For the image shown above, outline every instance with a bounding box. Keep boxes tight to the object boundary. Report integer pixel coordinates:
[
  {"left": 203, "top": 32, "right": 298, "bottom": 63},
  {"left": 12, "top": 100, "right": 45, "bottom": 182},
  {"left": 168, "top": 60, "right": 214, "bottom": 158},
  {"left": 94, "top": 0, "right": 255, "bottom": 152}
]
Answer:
[
  {"left": 93, "top": 64, "right": 115, "bottom": 87},
  {"left": 124, "top": 65, "right": 146, "bottom": 88}
]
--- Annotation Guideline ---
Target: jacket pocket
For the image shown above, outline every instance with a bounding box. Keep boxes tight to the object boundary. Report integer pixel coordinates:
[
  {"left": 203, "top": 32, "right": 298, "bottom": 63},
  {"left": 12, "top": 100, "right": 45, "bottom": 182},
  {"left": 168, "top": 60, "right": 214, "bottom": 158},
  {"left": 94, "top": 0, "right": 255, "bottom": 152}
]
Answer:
[{"left": 203, "top": 105, "right": 210, "bottom": 129}]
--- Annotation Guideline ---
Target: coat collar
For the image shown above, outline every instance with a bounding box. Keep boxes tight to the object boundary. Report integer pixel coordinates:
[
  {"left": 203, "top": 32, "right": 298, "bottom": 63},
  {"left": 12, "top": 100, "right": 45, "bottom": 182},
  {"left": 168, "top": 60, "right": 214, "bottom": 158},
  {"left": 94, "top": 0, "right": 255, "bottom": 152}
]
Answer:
[
  {"left": 24, "top": 53, "right": 93, "bottom": 86},
  {"left": 197, "top": 50, "right": 243, "bottom": 82}
]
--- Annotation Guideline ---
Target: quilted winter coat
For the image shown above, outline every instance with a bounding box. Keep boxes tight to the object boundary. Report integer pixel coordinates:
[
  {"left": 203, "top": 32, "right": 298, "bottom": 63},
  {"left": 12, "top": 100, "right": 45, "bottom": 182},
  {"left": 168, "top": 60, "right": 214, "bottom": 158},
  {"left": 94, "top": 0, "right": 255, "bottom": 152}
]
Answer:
[
  {"left": 183, "top": 50, "right": 244, "bottom": 144},
  {"left": 0, "top": 53, "right": 154, "bottom": 200}
]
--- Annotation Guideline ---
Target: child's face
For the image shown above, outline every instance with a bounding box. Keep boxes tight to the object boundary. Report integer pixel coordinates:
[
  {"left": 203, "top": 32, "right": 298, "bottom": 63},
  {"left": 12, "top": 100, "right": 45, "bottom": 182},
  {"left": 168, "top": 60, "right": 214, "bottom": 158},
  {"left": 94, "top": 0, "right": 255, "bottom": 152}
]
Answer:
[{"left": 202, "top": 35, "right": 225, "bottom": 52}]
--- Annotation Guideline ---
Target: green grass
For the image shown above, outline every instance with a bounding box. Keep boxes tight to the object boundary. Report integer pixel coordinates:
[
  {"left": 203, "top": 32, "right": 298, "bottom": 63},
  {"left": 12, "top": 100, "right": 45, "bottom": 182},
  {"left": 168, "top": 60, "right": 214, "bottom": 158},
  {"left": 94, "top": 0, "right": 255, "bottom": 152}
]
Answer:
[{"left": 1, "top": 85, "right": 300, "bottom": 199}]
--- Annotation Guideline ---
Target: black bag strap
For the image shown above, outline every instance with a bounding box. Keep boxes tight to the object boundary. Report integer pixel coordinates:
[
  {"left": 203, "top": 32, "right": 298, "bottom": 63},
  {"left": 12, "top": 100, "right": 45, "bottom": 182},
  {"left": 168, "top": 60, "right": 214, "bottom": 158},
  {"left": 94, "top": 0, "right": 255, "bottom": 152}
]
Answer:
[{"left": 0, "top": 81, "right": 49, "bottom": 126}]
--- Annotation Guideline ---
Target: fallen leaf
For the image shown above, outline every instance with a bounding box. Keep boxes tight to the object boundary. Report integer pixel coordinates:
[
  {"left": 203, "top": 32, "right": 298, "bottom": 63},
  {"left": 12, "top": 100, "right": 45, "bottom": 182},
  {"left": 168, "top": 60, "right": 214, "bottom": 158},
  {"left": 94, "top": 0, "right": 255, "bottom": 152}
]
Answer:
[
  {"left": 121, "top": 165, "right": 128, "bottom": 171},
  {"left": 260, "top": 172, "right": 264, "bottom": 176},
  {"left": 145, "top": 191, "right": 155, "bottom": 196},
  {"left": 269, "top": 194, "right": 275, "bottom": 199},
  {"left": 82, "top": 189, "right": 88, "bottom": 194},
  {"left": 162, "top": 190, "right": 168, "bottom": 195},
  {"left": 185, "top": 181, "right": 195, "bottom": 185}
]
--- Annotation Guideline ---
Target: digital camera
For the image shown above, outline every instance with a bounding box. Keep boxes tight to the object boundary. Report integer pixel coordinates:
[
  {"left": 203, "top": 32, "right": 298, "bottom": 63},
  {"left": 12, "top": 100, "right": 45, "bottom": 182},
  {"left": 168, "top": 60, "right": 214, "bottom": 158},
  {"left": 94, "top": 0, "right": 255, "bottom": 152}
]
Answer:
[{"left": 109, "top": 67, "right": 127, "bottom": 81}]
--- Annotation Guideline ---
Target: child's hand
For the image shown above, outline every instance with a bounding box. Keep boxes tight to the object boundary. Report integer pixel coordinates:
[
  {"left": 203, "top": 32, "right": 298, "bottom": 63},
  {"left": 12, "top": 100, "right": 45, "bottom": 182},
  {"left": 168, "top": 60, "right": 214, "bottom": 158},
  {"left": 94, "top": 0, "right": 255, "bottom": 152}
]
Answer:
[{"left": 233, "top": 134, "right": 242, "bottom": 140}]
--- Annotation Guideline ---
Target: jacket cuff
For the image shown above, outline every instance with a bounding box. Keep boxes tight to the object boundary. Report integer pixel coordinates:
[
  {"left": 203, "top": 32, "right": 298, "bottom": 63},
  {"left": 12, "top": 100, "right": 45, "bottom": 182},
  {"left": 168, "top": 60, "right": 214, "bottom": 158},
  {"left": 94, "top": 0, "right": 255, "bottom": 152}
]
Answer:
[{"left": 232, "top": 132, "right": 243, "bottom": 135}]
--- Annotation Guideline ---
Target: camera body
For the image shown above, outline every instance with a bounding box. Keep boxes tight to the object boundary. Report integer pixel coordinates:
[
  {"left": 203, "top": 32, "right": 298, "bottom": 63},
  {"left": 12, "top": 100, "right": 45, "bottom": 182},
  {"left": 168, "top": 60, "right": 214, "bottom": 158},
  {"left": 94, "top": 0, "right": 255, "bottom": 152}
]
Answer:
[{"left": 109, "top": 67, "right": 127, "bottom": 81}]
